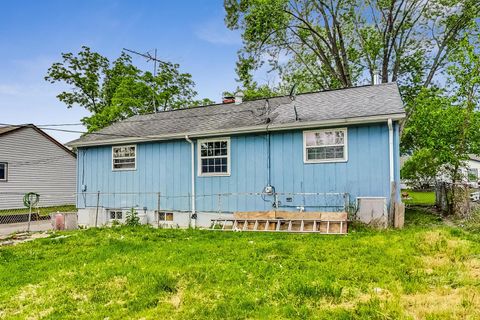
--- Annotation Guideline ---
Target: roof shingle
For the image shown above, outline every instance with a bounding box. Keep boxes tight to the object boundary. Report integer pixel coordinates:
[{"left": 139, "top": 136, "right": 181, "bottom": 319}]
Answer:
[{"left": 69, "top": 83, "right": 405, "bottom": 146}]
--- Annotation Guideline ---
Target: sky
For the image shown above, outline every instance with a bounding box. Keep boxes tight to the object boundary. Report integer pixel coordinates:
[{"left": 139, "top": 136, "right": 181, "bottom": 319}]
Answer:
[{"left": 0, "top": 0, "right": 248, "bottom": 143}]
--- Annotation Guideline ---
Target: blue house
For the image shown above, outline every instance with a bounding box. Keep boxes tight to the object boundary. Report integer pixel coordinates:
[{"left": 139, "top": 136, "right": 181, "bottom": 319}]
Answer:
[{"left": 68, "top": 83, "right": 405, "bottom": 227}]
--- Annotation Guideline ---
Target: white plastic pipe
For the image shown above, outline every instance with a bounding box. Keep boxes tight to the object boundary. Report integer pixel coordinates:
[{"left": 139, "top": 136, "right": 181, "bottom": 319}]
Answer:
[
  {"left": 387, "top": 119, "right": 394, "bottom": 183},
  {"left": 185, "top": 135, "right": 196, "bottom": 216}
]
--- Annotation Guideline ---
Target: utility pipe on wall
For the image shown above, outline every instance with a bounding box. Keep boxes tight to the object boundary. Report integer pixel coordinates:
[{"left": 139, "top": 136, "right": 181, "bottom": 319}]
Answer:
[
  {"left": 387, "top": 119, "right": 394, "bottom": 183},
  {"left": 185, "top": 135, "right": 196, "bottom": 217}
]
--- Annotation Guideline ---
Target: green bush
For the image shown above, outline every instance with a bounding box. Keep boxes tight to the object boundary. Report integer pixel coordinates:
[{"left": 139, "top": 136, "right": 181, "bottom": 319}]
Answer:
[{"left": 125, "top": 208, "right": 140, "bottom": 226}]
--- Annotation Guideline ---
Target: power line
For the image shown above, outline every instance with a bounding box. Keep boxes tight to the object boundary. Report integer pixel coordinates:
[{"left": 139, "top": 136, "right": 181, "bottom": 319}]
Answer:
[
  {"left": 0, "top": 108, "right": 264, "bottom": 139},
  {"left": 0, "top": 123, "right": 145, "bottom": 138},
  {"left": 35, "top": 123, "right": 83, "bottom": 127}
]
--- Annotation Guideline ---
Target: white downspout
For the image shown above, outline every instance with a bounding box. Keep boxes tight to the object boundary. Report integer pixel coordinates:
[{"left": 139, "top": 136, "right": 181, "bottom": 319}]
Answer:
[
  {"left": 185, "top": 135, "right": 196, "bottom": 224},
  {"left": 387, "top": 119, "right": 394, "bottom": 183}
]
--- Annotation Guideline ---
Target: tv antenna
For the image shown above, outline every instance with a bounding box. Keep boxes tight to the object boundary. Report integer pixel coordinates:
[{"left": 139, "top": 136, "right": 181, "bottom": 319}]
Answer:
[{"left": 123, "top": 48, "right": 169, "bottom": 113}]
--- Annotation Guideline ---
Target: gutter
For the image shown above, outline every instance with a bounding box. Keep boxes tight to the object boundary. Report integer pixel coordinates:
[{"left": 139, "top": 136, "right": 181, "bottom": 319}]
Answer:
[
  {"left": 67, "top": 113, "right": 406, "bottom": 147},
  {"left": 185, "top": 135, "right": 196, "bottom": 224}
]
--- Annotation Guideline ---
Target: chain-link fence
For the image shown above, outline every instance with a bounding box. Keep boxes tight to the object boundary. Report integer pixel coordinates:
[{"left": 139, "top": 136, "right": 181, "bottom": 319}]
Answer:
[
  {"left": 76, "top": 191, "right": 350, "bottom": 228},
  {"left": 0, "top": 192, "right": 77, "bottom": 235},
  {"left": 1, "top": 190, "right": 349, "bottom": 233}
]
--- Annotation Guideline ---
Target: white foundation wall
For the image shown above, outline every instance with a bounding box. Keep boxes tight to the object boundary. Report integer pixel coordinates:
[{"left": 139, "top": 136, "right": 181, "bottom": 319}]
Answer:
[{"left": 77, "top": 208, "right": 233, "bottom": 228}]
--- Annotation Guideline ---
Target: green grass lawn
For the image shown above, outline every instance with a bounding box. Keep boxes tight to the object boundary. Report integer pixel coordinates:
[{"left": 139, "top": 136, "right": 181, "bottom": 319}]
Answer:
[
  {"left": 1, "top": 210, "right": 480, "bottom": 319},
  {"left": 0, "top": 204, "right": 76, "bottom": 216},
  {"left": 402, "top": 190, "right": 436, "bottom": 206}
]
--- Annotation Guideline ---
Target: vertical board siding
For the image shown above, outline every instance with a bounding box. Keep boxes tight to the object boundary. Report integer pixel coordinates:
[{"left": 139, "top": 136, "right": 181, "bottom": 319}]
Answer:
[{"left": 78, "top": 123, "right": 394, "bottom": 212}]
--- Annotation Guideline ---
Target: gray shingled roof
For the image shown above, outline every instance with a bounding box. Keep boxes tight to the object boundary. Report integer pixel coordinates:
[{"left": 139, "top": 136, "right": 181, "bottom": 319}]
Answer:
[{"left": 68, "top": 83, "right": 405, "bottom": 146}]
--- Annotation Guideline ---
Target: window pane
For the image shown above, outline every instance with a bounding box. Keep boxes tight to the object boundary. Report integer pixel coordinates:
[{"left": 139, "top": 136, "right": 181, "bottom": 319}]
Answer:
[
  {"left": 334, "top": 146, "right": 344, "bottom": 158},
  {"left": 113, "top": 145, "right": 136, "bottom": 170},
  {"left": 306, "top": 130, "right": 344, "bottom": 147},
  {"left": 325, "top": 147, "right": 335, "bottom": 159},
  {"left": 199, "top": 140, "right": 228, "bottom": 174},
  {"left": 305, "top": 132, "right": 319, "bottom": 146},
  {"left": 0, "top": 164, "right": 5, "bottom": 180},
  {"left": 307, "top": 146, "right": 344, "bottom": 160},
  {"left": 335, "top": 131, "right": 344, "bottom": 144}
]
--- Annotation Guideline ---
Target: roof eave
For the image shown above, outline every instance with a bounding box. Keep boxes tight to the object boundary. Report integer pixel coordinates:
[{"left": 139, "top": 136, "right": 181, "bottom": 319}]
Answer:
[{"left": 67, "top": 112, "right": 406, "bottom": 147}]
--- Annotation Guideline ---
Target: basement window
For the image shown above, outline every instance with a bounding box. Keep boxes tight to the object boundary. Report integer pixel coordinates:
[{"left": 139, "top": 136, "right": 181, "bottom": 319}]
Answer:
[
  {"left": 304, "top": 128, "right": 348, "bottom": 163},
  {"left": 156, "top": 211, "right": 174, "bottom": 222},
  {"left": 109, "top": 210, "right": 123, "bottom": 221},
  {"left": 198, "top": 138, "right": 230, "bottom": 176},
  {"left": 112, "top": 145, "right": 136, "bottom": 170},
  {"left": 0, "top": 163, "right": 7, "bottom": 181}
]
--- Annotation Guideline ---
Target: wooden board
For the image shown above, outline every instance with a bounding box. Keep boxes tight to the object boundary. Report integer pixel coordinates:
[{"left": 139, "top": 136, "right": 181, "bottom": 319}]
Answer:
[
  {"left": 394, "top": 203, "right": 405, "bottom": 229},
  {"left": 234, "top": 211, "right": 348, "bottom": 221}
]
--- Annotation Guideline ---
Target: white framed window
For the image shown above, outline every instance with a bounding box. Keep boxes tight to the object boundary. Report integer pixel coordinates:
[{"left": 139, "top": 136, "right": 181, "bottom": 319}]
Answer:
[
  {"left": 198, "top": 138, "right": 230, "bottom": 176},
  {"left": 303, "top": 128, "right": 348, "bottom": 163},
  {"left": 0, "top": 162, "right": 7, "bottom": 181},
  {"left": 109, "top": 210, "right": 123, "bottom": 221},
  {"left": 112, "top": 145, "right": 136, "bottom": 171},
  {"left": 156, "top": 211, "right": 174, "bottom": 222}
]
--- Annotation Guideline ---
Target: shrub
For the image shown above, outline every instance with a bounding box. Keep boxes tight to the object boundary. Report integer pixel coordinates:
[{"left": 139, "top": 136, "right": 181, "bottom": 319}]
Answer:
[{"left": 125, "top": 208, "right": 140, "bottom": 226}]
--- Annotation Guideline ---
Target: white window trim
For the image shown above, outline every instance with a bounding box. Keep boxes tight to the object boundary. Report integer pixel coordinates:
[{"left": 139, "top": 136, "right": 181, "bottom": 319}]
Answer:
[
  {"left": 112, "top": 145, "right": 137, "bottom": 171},
  {"left": 197, "top": 137, "right": 231, "bottom": 177},
  {"left": 0, "top": 162, "right": 7, "bottom": 182},
  {"left": 303, "top": 128, "right": 348, "bottom": 163}
]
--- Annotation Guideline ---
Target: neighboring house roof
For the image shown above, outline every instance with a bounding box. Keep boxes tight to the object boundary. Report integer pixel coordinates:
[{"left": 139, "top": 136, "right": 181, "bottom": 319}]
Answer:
[
  {"left": 470, "top": 155, "right": 480, "bottom": 162},
  {"left": 0, "top": 126, "right": 19, "bottom": 136},
  {"left": 0, "top": 124, "right": 76, "bottom": 158},
  {"left": 68, "top": 82, "right": 405, "bottom": 147}
]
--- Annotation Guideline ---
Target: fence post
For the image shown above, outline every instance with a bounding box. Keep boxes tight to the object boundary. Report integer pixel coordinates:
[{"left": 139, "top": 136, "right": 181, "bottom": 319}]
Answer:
[
  {"left": 217, "top": 194, "right": 222, "bottom": 214},
  {"left": 27, "top": 202, "right": 32, "bottom": 233},
  {"left": 157, "top": 192, "right": 161, "bottom": 228},
  {"left": 95, "top": 191, "right": 100, "bottom": 227},
  {"left": 273, "top": 192, "right": 279, "bottom": 212},
  {"left": 344, "top": 193, "right": 349, "bottom": 212}
]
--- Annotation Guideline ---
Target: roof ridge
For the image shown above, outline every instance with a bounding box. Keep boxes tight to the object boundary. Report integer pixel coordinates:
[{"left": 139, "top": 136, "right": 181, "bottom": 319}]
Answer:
[{"left": 126, "top": 83, "right": 398, "bottom": 119}]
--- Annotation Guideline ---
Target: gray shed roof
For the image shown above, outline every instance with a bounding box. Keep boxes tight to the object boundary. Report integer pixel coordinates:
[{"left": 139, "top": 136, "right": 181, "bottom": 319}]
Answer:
[{"left": 68, "top": 83, "right": 405, "bottom": 147}]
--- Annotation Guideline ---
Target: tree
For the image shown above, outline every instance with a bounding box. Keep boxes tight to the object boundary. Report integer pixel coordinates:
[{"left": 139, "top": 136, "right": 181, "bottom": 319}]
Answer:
[
  {"left": 223, "top": 82, "right": 281, "bottom": 101},
  {"left": 46, "top": 47, "right": 213, "bottom": 132},
  {"left": 401, "top": 149, "right": 439, "bottom": 190},
  {"left": 401, "top": 34, "right": 480, "bottom": 214},
  {"left": 224, "top": 0, "right": 479, "bottom": 93}
]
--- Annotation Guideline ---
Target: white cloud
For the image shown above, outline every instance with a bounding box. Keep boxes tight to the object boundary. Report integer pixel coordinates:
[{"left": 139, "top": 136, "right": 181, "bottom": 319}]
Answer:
[{"left": 195, "top": 18, "right": 241, "bottom": 45}]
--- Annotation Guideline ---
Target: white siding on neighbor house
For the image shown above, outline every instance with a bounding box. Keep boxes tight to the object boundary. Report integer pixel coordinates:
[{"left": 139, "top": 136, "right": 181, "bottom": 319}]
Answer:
[
  {"left": 465, "top": 160, "right": 480, "bottom": 187},
  {"left": 0, "top": 127, "right": 76, "bottom": 209}
]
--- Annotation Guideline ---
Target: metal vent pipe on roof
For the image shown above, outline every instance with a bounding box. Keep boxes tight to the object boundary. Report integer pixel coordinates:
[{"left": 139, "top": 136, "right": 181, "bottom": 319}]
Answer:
[
  {"left": 373, "top": 71, "right": 381, "bottom": 85},
  {"left": 234, "top": 91, "right": 244, "bottom": 105}
]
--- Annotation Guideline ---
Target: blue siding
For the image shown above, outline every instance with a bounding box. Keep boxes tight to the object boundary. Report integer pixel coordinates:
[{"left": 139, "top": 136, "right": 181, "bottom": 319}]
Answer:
[{"left": 77, "top": 122, "right": 398, "bottom": 212}]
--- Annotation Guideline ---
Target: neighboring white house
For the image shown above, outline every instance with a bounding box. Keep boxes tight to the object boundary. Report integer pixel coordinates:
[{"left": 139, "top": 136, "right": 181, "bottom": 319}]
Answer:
[
  {"left": 401, "top": 155, "right": 480, "bottom": 189},
  {"left": 464, "top": 156, "right": 480, "bottom": 188},
  {"left": 0, "top": 124, "right": 77, "bottom": 209}
]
